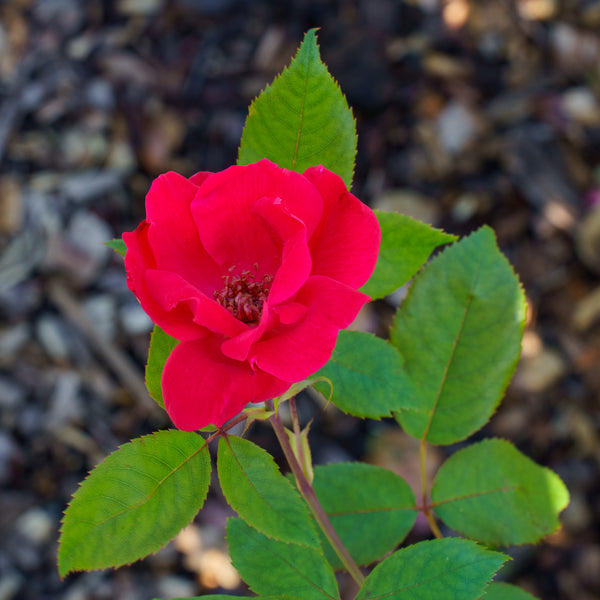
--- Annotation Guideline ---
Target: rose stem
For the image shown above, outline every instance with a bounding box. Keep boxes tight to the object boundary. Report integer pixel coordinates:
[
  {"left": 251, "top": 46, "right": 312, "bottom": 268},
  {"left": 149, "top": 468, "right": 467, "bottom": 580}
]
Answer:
[
  {"left": 269, "top": 406, "right": 365, "bottom": 588},
  {"left": 419, "top": 438, "right": 443, "bottom": 539},
  {"left": 200, "top": 413, "right": 250, "bottom": 447},
  {"left": 288, "top": 397, "right": 310, "bottom": 480}
]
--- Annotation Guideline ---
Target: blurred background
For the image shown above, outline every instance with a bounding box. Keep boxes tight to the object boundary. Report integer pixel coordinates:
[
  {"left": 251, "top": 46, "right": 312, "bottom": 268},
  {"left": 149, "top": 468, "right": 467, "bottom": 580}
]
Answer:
[{"left": 1, "top": 0, "right": 600, "bottom": 598}]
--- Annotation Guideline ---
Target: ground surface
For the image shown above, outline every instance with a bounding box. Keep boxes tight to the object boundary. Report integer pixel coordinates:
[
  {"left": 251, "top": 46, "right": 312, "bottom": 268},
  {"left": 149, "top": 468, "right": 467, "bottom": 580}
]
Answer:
[{"left": 1, "top": 1, "right": 600, "bottom": 599}]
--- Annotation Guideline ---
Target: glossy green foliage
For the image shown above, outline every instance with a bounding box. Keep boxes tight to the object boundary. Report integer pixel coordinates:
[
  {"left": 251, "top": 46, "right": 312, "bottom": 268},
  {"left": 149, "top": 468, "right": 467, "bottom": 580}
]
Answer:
[
  {"left": 217, "top": 435, "right": 319, "bottom": 548},
  {"left": 313, "top": 330, "right": 416, "bottom": 419},
  {"left": 58, "top": 430, "right": 211, "bottom": 576},
  {"left": 158, "top": 597, "right": 300, "bottom": 600},
  {"left": 391, "top": 227, "right": 526, "bottom": 444},
  {"left": 105, "top": 238, "right": 126, "bottom": 256},
  {"left": 238, "top": 29, "right": 356, "bottom": 189},
  {"left": 311, "top": 463, "right": 417, "bottom": 569},
  {"left": 227, "top": 518, "right": 339, "bottom": 600},
  {"left": 432, "top": 438, "right": 569, "bottom": 545},
  {"left": 480, "top": 583, "right": 539, "bottom": 599},
  {"left": 145, "top": 325, "right": 178, "bottom": 410},
  {"left": 360, "top": 211, "right": 457, "bottom": 300},
  {"left": 355, "top": 538, "right": 507, "bottom": 600}
]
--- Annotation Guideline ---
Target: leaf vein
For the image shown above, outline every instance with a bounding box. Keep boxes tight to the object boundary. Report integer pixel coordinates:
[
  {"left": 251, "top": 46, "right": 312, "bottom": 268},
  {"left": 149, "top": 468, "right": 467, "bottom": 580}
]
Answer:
[
  {"left": 431, "top": 485, "right": 520, "bottom": 508},
  {"left": 247, "top": 528, "right": 337, "bottom": 600},
  {"left": 422, "top": 261, "right": 483, "bottom": 442},
  {"left": 80, "top": 444, "right": 206, "bottom": 532}
]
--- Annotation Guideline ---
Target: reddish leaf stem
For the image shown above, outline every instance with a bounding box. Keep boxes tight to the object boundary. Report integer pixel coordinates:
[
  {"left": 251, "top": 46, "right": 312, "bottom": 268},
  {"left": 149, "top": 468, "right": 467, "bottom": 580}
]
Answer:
[
  {"left": 201, "top": 413, "right": 250, "bottom": 447},
  {"left": 269, "top": 407, "right": 365, "bottom": 588},
  {"left": 419, "top": 438, "right": 443, "bottom": 539}
]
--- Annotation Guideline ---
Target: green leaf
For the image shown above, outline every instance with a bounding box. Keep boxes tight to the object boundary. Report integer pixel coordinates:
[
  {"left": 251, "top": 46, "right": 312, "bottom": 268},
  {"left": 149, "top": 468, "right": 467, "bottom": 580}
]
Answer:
[
  {"left": 145, "top": 325, "right": 178, "bottom": 410},
  {"left": 276, "top": 379, "right": 317, "bottom": 404},
  {"left": 355, "top": 538, "right": 507, "bottom": 600},
  {"left": 480, "top": 583, "right": 539, "bottom": 599},
  {"left": 227, "top": 518, "right": 339, "bottom": 600},
  {"left": 390, "top": 226, "right": 526, "bottom": 444},
  {"left": 238, "top": 29, "right": 356, "bottom": 189},
  {"left": 105, "top": 238, "right": 126, "bottom": 257},
  {"left": 313, "top": 330, "right": 416, "bottom": 419},
  {"left": 217, "top": 435, "right": 319, "bottom": 548},
  {"left": 156, "top": 597, "right": 301, "bottom": 600},
  {"left": 311, "top": 463, "right": 417, "bottom": 569},
  {"left": 360, "top": 211, "right": 457, "bottom": 300},
  {"left": 431, "top": 438, "right": 569, "bottom": 545},
  {"left": 58, "top": 430, "right": 211, "bottom": 576}
]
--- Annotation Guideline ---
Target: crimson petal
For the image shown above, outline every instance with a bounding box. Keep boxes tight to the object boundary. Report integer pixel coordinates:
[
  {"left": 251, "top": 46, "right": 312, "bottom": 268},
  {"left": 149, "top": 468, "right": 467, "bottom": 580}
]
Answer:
[
  {"left": 144, "top": 270, "right": 247, "bottom": 339},
  {"left": 191, "top": 160, "right": 323, "bottom": 274},
  {"left": 304, "top": 166, "right": 380, "bottom": 289},
  {"left": 249, "top": 275, "right": 370, "bottom": 381},
  {"left": 162, "top": 336, "right": 290, "bottom": 430},
  {"left": 189, "top": 171, "right": 212, "bottom": 186},
  {"left": 252, "top": 196, "right": 312, "bottom": 305},
  {"left": 220, "top": 302, "right": 274, "bottom": 362},
  {"left": 124, "top": 223, "right": 209, "bottom": 341},
  {"left": 145, "top": 171, "right": 221, "bottom": 295}
]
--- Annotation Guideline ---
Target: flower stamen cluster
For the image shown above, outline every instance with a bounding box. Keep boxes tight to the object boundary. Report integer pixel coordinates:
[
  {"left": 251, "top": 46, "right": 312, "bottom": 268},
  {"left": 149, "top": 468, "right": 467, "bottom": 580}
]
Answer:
[{"left": 214, "top": 266, "right": 273, "bottom": 324}]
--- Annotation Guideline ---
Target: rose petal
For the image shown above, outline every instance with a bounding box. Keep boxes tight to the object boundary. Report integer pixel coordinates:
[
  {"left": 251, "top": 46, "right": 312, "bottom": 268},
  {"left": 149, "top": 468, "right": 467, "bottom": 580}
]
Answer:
[
  {"left": 252, "top": 196, "right": 312, "bottom": 305},
  {"left": 162, "top": 336, "right": 290, "bottom": 430},
  {"left": 191, "top": 160, "right": 323, "bottom": 273},
  {"left": 220, "top": 302, "right": 274, "bottom": 362},
  {"left": 189, "top": 171, "right": 212, "bottom": 186},
  {"left": 145, "top": 171, "right": 221, "bottom": 295},
  {"left": 125, "top": 162, "right": 380, "bottom": 434},
  {"left": 145, "top": 270, "right": 246, "bottom": 339},
  {"left": 124, "top": 223, "right": 209, "bottom": 341},
  {"left": 249, "top": 275, "right": 370, "bottom": 381},
  {"left": 304, "top": 166, "right": 380, "bottom": 289},
  {"left": 273, "top": 302, "right": 308, "bottom": 324},
  {"left": 220, "top": 298, "right": 308, "bottom": 362},
  {"left": 194, "top": 199, "right": 280, "bottom": 277}
]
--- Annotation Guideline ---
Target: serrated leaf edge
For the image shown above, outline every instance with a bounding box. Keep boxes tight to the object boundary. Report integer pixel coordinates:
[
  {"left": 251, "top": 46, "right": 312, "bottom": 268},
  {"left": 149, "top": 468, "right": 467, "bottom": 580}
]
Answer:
[
  {"left": 238, "top": 29, "right": 357, "bottom": 189},
  {"left": 392, "top": 226, "right": 527, "bottom": 445},
  {"left": 219, "top": 435, "right": 321, "bottom": 549},
  {"left": 430, "top": 437, "right": 570, "bottom": 546},
  {"left": 357, "top": 538, "right": 509, "bottom": 600},
  {"left": 58, "top": 430, "right": 210, "bottom": 576},
  {"left": 226, "top": 518, "right": 340, "bottom": 600},
  {"left": 314, "top": 330, "right": 414, "bottom": 420}
]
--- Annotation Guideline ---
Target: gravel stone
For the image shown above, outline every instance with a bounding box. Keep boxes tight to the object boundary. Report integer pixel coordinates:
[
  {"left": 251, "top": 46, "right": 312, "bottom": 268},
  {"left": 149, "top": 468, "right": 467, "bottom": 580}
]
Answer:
[{"left": 14, "top": 507, "right": 55, "bottom": 546}]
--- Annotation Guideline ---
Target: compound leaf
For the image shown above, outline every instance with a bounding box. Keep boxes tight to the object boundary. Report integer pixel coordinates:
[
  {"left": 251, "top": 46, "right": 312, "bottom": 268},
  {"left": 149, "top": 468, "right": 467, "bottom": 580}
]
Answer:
[
  {"left": 361, "top": 211, "right": 457, "bottom": 300},
  {"left": 311, "top": 463, "right": 417, "bottom": 569},
  {"left": 238, "top": 29, "right": 356, "bottom": 189},
  {"left": 227, "top": 518, "right": 339, "bottom": 600},
  {"left": 313, "top": 330, "right": 415, "bottom": 419},
  {"left": 159, "top": 597, "right": 300, "bottom": 600},
  {"left": 356, "top": 538, "right": 507, "bottom": 600},
  {"left": 431, "top": 438, "right": 569, "bottom": 545},
  {"left": 479, "top": 583, "right": 539, "bottom": 599},
  {"left": 105, "top": 238, "right": 126, "bottom": 256},
  {"left": 59, "top": 430, "right": 211, "bottom": 576},
  {"left": 391, "top": 226, "right": 526, "bottom": 444},
  {"left": 146, "top": 325, "right": 178, "bottom": 410},
  {"left": 217, "top": 435, "right": 319, "bottom": 548}
]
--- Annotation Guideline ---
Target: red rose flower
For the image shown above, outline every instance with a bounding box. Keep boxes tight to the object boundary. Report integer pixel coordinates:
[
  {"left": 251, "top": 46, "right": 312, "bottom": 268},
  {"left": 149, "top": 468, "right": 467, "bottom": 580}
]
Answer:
[{"left": 123, "top": 159, "right": 380, "bottom": 431}]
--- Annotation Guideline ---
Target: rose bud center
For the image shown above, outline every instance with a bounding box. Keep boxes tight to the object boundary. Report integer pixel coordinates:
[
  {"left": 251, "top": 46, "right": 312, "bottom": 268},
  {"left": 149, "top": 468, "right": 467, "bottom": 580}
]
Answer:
[{"left": 214, "top": 266, "right": 273, "bottom": 324}]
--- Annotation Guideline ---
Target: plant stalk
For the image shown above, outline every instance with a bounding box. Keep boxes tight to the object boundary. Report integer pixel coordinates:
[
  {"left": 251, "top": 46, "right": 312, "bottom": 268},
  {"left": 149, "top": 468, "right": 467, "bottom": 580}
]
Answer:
[
  {"left": 269, "top": 409, "right": 365, "bottom": 587},
  {"left": 419, "top": 438, "right": 443, "bottom": 539}
]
